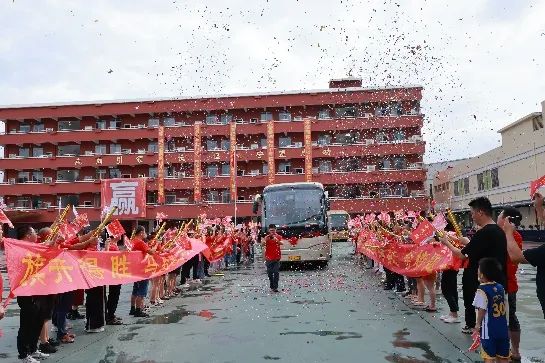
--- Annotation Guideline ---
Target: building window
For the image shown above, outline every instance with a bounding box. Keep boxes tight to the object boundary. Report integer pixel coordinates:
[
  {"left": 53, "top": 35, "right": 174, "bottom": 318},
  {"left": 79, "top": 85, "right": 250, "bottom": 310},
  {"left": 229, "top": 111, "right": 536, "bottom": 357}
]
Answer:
[
  {"left": 260, "top": 138, "right": 267, "bottom": 148},
  {"left": 109, "top": 119, "right": 121, "bottom": 129},
  {"left": 207, "top": 190, "right": 219, "bottom": 202},
  {"left": 167, "top": 139, "right": 176, "bottom": 152},
  {"left": 19, "top": 147, "right": 30, "bottom": 157},
  {"left": 260, "top": 112, "right": 273, "bottom": 122},
  {"left": 96, "top": 120, "right": 107, "bottom": 129},
  {"left": 206, "top": 139, "right": 218, "bottom": 151},
  {"left": 262, "top": 163, "right": 268, "bottom": 175},
  {"left": 491, "top": 168, "right": 499, "bottom": 188},
  {"left": 477, "top": 169, "right": 498, "bottom": 191},
  {"left": 278, "top": 162, "right": 291, "bottom": 173},
  {"left": 318, "top": 160, "right": 332, "bottom": 173},
  {"left": 335, "top": 106, "right": 356, "bottom": 118},
  {"left": 109, "top": 168, "right": 121, "bottom": 179},
  {"left": 278, "top": 136, "right": 291, "bottom": 148},
  {"left": 16, "top": 197, "right": 31, "bottom": 209},
  {"left": 149, "top": 167, "right": 158, "bottom": 178},
  {"left": 147, "top": 192, "right": 158, "bottom": 204},
  {"left": 33, "top": 123, "right": 45, "bottom": 132},
  {"left": 31, "top": 196, "right": 43, "bottom": 209},
  {"left": 57, "top": 170, "right": 79, "bottom": 182},
  {"left": 379, "top": 158, "right": 391, "bottom": 169},
  {"left": 60, "top": 195, "right": 79, "bottom": 208},
  {"left": 163, "top": 117, "right": 176, "bottom": 126},
  {"left": 148, "top": 118, "right": 160, "bottom": 127},
  {"left": 279, "top": 111, "right": 292, "bottom": 121},
  {"left": 207, "top": 165, "right": 219, "bottom": 177},
  {"left": 17, "top": 171, "right": 30, "bottom": 183},
  {"left": 148, "top": 142, "right": 158, "bottom": 153},
  {"left": 464, "top": 177, "right": 470, "bottom": 194},
  {"left": 32, "top": 147, "right": 44, "bottom": 157},
  {"left": 32, "top": 171, "right": 43, "bottom": 182},
  {"left": 205, "top": 114, "right": 218, "bottom": 125},
  {"left": 454, "top": 178, "right": 470, "bottom": 196},
  {"left": 166, "top": 194, "right": 176, "bottom": 204},
  {"left": 375, "top": 131, "right": 388, "bottom": 143},
  {"left": 111, "top": 144, "right": 122, "bottom": 154},
  {"left": 318, "top": 134, "right": 332, "bottom": 146},
  {"left": 96, "top": 168, "right": 107, "bottom": 180},
  {"left": 532, "top": 116, "right": 544, "bottom": 131},
  {"left": 318, "top": 109, "right": 331, "bottom": 119},
  {"left": 220, "top": 190, "right": 230, "bottom": 203},
  {"left": 220, "top": 139, "right": 230, "bottom": 151},
  {"left": 58, "top": 144, "right": 81, "bottom": 156},
  {"left": 20, "top": 124, "right": 31, "bottom": 133},
  {"left": 221, "top": 164, "right": 230, "bottom": 176},
  {"left": 335, "top": 132, "right": 358, "bottom": 145},
  {"left": 95, "top": 144, "right": 107, "bottom": 155},
  {"left": 220, "top": 114, "right": 233, "bottom": 124},
  {"left": 393, "top": 156, "right": 407, "bottom": 170},
  {"left": 393, "top": 130, "right": 405, "bottom": 141},
  {"left": 58, "top": 120, "right": 80, "bottom": 131}
]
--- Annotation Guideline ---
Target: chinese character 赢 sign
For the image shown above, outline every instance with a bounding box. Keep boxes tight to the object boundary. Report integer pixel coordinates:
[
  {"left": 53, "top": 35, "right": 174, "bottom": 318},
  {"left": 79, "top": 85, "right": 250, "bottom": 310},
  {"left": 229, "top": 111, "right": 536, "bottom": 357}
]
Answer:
[
  {"left": 101, "top": 178, "right": 146, "bottom": 218},
  {"left": 303, "top": 118, "right": 313, "bottom": 182}
]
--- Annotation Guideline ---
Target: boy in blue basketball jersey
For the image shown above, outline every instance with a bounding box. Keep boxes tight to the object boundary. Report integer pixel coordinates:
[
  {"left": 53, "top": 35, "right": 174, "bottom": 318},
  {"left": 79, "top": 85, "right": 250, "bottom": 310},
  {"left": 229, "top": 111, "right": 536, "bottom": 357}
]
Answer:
[{"left": 473, "top": 257, "right": 510, "bottom": 362}]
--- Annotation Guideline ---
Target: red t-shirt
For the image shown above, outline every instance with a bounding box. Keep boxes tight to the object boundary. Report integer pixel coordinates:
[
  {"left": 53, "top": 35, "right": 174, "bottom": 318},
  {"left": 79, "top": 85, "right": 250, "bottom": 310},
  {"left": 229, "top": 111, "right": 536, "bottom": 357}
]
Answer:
[
  {"left": 132, "top": 238, "right": 150, "bottom": 253},
  {"left": 108, "top": 243, "right": 119, "bottom": 252},
  {"left": 264, "top": 233, "right": 282, "bottom": 261},
  {"left": 59, "top": 236, "right": 80, "bottom": 249},
  {"left": 506, "top": 231, "right": 523, "bottom": 293}
]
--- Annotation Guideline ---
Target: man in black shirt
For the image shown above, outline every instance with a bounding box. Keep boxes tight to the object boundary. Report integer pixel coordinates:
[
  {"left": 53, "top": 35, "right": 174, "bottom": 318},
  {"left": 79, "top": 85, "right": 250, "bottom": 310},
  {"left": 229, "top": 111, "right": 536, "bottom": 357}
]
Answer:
[
  {"left": 499, "top": 192, "right": 545, "bottom": 319},
  {"left": 439, "top": 197, "right": 507, "bottom": 334}
]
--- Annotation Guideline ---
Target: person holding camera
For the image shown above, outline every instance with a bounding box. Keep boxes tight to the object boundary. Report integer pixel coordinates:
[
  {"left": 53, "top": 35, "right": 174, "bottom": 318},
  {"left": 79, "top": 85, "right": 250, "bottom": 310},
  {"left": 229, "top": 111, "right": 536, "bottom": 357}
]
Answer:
[{"left": 262, "top": 224, "right": 283, "bottom": 293}]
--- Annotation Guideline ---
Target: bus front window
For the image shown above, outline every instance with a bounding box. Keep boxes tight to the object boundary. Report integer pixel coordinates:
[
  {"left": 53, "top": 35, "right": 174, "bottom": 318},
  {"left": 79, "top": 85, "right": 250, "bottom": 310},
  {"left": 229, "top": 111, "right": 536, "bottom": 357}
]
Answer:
[{"left": 264, "top": 189, "right": 324, "bottom": 227}]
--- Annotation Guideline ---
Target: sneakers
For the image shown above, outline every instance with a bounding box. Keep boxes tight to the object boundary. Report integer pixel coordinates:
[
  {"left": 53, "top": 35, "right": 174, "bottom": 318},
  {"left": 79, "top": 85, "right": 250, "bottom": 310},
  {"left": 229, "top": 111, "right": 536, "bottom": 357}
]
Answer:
[
  {"left": 461, "top": 325, "right": 473, "bottom": 334},
  {"left": 85, "top": 327, "right": 105, "bottom": 333},
  {"left": 38, "top": 342, "right": 58, "bottom": 353},
  {"left": 443, "top": 316, "right": 460, "bottom": 324},
  {"left": 193, "top": 279, "right": 202, "bottom": 284},
  {"left": 20, "top": 356, "right": 39, "bottom": 363},
  {"left": 48, "top": 338, "right": 60, "bottom": 347},
  {"left": 133, "top": 309, "right": 149, "bottom": 318},
  {"left": 31, "top": 350, "right": 50, "bottom": 359}
]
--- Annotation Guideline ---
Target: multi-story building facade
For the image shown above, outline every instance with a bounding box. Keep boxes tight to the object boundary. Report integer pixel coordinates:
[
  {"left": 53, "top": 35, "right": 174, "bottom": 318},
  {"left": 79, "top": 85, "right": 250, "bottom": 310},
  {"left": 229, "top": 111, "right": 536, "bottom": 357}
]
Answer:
[
  {"left": 433, "top": 101, "right": 545, "bottom": 228},
  {"left": 0, "top": 78, "right": 427, "bottom": 226}
]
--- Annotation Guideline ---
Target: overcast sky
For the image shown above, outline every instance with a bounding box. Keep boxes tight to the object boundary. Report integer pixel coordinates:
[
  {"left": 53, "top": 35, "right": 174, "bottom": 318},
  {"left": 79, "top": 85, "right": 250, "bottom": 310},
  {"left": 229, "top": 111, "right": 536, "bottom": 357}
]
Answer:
[{"left": 1, "top": 0, "right": 544, "bottom": 163}]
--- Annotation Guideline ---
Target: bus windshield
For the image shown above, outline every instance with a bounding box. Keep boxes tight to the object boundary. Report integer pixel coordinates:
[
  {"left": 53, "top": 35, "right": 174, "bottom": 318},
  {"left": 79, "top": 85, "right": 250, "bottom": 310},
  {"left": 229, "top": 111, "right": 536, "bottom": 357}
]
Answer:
[
  {"left": 264, "top": 188, "right": 325, "bottom": 227},
  {"left": 329, "top": 213, "right": 348, "bottom": 231}
]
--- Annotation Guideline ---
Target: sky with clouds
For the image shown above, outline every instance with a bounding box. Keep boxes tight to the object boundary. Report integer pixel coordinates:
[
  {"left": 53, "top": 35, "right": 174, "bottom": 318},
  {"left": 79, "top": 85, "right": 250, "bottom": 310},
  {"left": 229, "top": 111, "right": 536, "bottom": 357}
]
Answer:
[{"left": 1, "top": 0, "right": 544, "bottom": 163}]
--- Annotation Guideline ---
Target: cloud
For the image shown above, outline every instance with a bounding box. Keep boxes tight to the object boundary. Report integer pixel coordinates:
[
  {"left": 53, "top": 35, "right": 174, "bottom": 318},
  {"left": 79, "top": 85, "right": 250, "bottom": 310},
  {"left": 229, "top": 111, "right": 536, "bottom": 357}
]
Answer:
[{"left": 0, "top": 0, "right": 544, "bottom": 164}]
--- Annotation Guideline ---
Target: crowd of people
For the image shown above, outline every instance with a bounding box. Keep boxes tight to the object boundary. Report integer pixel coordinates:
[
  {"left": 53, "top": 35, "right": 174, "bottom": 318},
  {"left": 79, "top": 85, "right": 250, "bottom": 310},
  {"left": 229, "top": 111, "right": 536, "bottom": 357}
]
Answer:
[
  {"left": 353, "top": 193, "right": 545, "bottom": 362},
  {"left": 0, "top": 221, "right": 259, "bottom": 363}
]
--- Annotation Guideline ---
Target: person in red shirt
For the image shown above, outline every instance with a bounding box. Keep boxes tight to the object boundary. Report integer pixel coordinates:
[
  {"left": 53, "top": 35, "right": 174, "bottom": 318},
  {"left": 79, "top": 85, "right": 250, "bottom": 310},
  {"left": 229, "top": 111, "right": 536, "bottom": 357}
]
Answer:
[
  {"left": 129, "top": 226, "right": 154, "bottom": 318},
  {"left": 497, "top": 207, "right": 523, "bottom": 361},
  {"left": 262, "top": 224, "right": 283, "bottom": 293}
]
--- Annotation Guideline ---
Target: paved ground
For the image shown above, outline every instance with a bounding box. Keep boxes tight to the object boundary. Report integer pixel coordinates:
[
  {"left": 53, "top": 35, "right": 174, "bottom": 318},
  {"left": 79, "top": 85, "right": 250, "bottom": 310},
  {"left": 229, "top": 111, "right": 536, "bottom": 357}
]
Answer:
[{"left": 0, "top": 242, "right": 543, "bottom": 363}]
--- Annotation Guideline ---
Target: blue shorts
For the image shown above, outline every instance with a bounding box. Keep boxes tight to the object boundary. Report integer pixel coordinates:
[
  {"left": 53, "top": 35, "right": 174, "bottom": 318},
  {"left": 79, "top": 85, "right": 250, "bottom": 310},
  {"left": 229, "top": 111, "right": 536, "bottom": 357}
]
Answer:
[
  {"left": 132, "top": 280, "right": 149, "bottom": 297},
  {"left": 481, "top": 338, "right": 510, "bottom": 360}
]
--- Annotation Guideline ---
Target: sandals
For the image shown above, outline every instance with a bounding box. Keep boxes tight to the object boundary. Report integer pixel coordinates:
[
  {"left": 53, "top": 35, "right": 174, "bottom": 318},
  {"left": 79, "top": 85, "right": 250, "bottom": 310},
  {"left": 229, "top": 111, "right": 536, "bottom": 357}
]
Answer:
[
  {"left": 60, "top": 334, "right": 75, "bottom": 343},
  {"left": 424, "top": 305, "right": 437, "bottom": 312}
]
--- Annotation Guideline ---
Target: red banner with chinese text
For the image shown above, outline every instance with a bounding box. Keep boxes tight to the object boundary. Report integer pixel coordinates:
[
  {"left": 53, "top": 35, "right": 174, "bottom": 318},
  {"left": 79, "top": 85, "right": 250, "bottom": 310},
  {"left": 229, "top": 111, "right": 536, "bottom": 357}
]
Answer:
[
  {"left": 157, "top": 125, "right": 165, "bottom": 204},
  {"left": 101, "top": 178, "right": 147, "bottom": 218},
  {"left": 303, "top": 118, "right": 312, "bottom": 182},
  {"left": 267, "top": 121, "right": 275, "bottom": 184},
  {"left": 4, "top": 237, "right": 208, "bottom": 297},
  {"left": 194, "top": 122, "right": 202, "bottom": 202},
  {"left": 355, "top": 230, "right": 459, "bottom": 277},
  {"left": 229, "top": 122, "right": 237, "bottom": 201}
]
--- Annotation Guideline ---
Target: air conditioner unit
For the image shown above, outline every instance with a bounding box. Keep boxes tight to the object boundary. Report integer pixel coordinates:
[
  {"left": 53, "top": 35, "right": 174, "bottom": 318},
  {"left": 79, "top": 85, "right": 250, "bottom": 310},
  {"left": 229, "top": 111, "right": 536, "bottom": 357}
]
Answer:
[
  {"left": 250, "top": 144, "right": 259, "bottom": 150},
  {"left": 9, "top": 154, "right": 16, "bottom": 158},
  {"left": 138, "top": 124, "right": 146, "bottom": 128},
  {"left": 312, "top": 167, "right": 319, "bottom": 173},
  {"left": 46, "top": 128, "right": 54, "bottom": 132},
  {"left": 366, "top": 165, "right": 376, "bottom": 172},
  {"left": 249, "top": 118, "right": 258, "bottom": 124},
  {"left": 411, "top": 135, "right": 423, "bottom": 142},
  {"left": 84, "top": 151, "right": 94, "bottom": 156},
  {"left": 137, "top": 149, "right": 145, "bottom": 154},
  {"left": 294, "top": 142, "right": 303, "bottom": 148},
  {"left": 44, "top": 202, "right": 52, "bottom": 208},
  {"left": 84, "top": 176, "right": 95, "bottom": 181},
  {"left": 363, "top": 113, "right": 373, "bottom": 118},
  {"left": 122, "top": 149, "right": 131, "bottom": 154},
  {"left": 43, "top": 177, "right": 52, "bottom": 183},
  {"left": 294, "top": 116, "right": 303, "bottom": 121},
  {"left": 83, "top": 201, "right": 93, "bottom": 206},
  {"left": 365, "top": 139, "right": 375, "bottom": 145},
  {"left": 8, "top": 178, "right": 16, "bottom": 184},
  {"left": 84, "top": 126, "right": 93, "bottom": 131}
]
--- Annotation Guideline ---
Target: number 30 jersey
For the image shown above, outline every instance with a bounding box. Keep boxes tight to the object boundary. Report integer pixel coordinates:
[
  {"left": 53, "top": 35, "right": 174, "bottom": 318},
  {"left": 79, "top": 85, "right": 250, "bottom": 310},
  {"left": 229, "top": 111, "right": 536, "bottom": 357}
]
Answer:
[{"left": 473, "top": 282, "right": 509, "bottom": 340}]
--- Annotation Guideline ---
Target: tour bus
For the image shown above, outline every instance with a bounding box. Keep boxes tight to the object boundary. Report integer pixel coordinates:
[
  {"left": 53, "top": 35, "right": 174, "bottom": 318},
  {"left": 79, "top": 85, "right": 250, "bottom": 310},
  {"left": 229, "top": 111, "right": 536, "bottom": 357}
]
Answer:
[
  {"left": 253, "top": 182, "right": 331, "bottom": 266},
  {"left": 327, "top": 210, "right": 350, "bottom": 242}
]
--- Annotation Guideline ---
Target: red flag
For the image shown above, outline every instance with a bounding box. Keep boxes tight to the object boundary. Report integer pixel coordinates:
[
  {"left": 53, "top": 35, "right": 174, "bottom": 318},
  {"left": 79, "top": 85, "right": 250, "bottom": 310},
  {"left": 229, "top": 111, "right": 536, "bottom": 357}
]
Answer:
[
  {"left": 410, "top": 219, "right": 435, "bottom": 245},
  {"left": 0, "top": 209, "right": 14, "bottom": 228},
  {"left": 72, "top": 213, "right": 90, "bottom": 231},
  {"left": 530, "top": 174, "right": 545, "bottom": 197},
  {"left": 106, "top": 219, "right": 126, "bottom": 239},
  {"left": 123, "top": 235, "right": 133, "bottom": 250},
  {"left": 432, "top": 213, "right": 447, "bottom": 231},
  {"left": 58, "top": 222, "right": 78, "bottom": 241}
]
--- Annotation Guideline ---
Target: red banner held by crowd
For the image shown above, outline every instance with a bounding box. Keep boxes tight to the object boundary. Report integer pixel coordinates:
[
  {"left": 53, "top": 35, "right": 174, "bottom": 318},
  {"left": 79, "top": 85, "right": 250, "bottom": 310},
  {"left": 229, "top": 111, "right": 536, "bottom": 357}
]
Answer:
[
  {"left": 101, "top": 178, "right": 147, "bottom": 219},
  {"left": 3, "top": 237, "right": 208, "bottom": 297},
  {"left": 410, "top": 219, "right": 435, "bottom": 245},
  {"left": 530, "top": 174, "right": 545, "bottom": 197}
]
